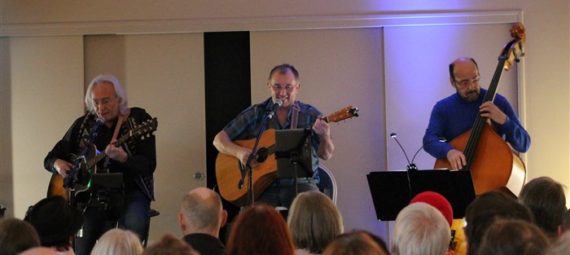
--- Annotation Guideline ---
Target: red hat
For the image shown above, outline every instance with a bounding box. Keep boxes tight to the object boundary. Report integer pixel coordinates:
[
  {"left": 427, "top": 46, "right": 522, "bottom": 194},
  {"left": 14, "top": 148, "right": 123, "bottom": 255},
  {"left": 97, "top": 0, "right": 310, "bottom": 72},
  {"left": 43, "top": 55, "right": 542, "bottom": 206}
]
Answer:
[{"left": 410, "top": 191, "right": 453, "bottom": 226}]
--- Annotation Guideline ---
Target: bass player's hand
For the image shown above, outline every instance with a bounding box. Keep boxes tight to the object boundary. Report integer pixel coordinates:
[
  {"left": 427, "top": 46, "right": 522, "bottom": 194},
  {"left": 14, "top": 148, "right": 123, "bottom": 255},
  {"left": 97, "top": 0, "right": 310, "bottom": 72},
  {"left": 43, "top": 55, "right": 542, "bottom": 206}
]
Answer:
[
  {"left": 446, "top": 149, "right": 466, "bottom": 170},
  {"left": 53, "top": 159, "right": 73, "bottom": 178}
]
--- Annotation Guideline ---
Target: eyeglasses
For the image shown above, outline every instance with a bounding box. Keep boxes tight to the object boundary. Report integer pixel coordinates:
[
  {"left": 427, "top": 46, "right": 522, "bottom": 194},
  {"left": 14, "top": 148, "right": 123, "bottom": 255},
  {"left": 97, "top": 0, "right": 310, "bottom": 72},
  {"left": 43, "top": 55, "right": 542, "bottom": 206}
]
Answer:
[
  {"left": 93, "top": 97, "right": 116, "bottom": 107},
  {"left": 270, "top": 84, "right": 297, "bottom": 92},
  {"left": 454, "top": 76, "right": 480, "bottom": 88}
]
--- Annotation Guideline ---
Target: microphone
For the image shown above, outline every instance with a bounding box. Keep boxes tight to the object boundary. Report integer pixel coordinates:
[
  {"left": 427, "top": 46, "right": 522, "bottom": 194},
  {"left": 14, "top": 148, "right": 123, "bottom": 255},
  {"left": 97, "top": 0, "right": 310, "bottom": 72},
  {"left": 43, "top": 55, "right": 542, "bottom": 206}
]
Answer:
[
  {"left": 390, "top": 132, "right": 417, "bottom": 171},
  {"left": 267, "top": 99, "right": 283, "bottom": 119},
  {"left": 87, "top": 118, "right": 105, "bottom": 143}
]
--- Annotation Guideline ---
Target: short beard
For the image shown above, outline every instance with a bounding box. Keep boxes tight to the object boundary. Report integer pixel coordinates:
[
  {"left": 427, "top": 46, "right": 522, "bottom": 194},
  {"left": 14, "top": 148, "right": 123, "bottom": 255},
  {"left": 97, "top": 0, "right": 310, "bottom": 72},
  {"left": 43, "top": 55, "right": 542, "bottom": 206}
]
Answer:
[{"left": 460, "top": 90, "right": 480, "bottom": 102}]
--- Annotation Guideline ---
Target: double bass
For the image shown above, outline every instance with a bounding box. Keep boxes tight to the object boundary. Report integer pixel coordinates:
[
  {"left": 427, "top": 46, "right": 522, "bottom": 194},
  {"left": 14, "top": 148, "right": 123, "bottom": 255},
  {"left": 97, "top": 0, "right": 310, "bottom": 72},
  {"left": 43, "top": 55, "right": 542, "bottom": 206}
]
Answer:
[{"left": 435, "top": 23, "right": 527, "bottom": 196}]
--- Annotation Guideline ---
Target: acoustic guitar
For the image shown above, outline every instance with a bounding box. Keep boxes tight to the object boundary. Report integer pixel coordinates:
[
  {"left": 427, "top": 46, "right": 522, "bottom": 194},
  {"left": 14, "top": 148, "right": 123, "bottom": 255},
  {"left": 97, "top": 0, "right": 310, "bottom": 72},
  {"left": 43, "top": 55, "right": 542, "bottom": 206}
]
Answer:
[
  {"left": 216, "top": 106, "right": 358, "bottom": 206},
  {"left": 47, "top": 117, "right": 158, "bottom": 201},
  {"left": 435, "top": 23, "right": 527, "bottom": 196}
]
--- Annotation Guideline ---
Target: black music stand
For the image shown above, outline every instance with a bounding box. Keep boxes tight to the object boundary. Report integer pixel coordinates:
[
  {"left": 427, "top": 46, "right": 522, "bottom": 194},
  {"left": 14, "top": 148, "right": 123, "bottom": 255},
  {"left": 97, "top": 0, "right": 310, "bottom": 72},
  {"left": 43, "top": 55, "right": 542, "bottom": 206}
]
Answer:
[
  {"left": 274, "top": 128, "right": 313, "bottom": 179},
  {"left": 366, "top": 169, "right": 475, "bottom": 221}
]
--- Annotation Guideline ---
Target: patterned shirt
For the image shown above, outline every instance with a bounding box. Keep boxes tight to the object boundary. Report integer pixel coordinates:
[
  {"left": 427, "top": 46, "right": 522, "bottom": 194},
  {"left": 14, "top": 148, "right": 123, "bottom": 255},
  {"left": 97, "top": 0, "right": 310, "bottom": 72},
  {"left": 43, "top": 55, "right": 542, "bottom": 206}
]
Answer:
[{"left": 224, "top": 97, "right": 323, "bottom": 174}]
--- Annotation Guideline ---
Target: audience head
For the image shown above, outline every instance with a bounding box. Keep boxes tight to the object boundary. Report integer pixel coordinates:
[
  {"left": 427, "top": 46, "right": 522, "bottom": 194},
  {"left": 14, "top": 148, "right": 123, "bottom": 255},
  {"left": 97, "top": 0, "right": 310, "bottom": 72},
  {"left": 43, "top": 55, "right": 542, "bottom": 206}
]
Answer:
[
  {"left": 143, "top": 234, "right": 197, "bottom": 255},
  {"left": 322, "top": 230, "right": 388, "bottom": 255},
  {"left": 18, "top": 247, "right": 57, "bottom": 255},
  {"left": 391, "top": 202, "right": 450, "bottom": 255},
  {"left": 464, "top": 190, "right": 533, "bottom": 255},
  {"left": 24, "top": 196, "right": 83, "bottom": 251},
  {"left": 178, "top": 187, "right": 227, "bottom": 237},
  {"left": 478, "top": 219, "right": 549, "bottom": 255},
  {"left": 90, "top": 229, "right": 143, "bottom": 255},
  {"left": 519, "top": 176, "right": 567, "bottom": 238},
  {"left": 226, "top": 204, "right": 294, "bottom": 255},
  {"left": 287, "top": 191, "right": 344, "bottom": 253},
  {"left": 0, "top": 218, "right": 41, "bottom": 255},
  {"left": 562, "top": 209, "right": 570, "bottom": 232},
  {"left": 410, "top": 191, "right": 453, "bottom": 226},
  {"left": 546, "top": 231, "right": 570, "bottom": 255}
]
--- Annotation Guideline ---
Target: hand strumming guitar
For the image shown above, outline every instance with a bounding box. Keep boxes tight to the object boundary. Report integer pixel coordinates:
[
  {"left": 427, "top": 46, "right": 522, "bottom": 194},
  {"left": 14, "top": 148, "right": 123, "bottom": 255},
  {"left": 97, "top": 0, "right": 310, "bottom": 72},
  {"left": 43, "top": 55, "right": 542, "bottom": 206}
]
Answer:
[{"left": 53, "top": 159, "right": 73, "bottom": 178}]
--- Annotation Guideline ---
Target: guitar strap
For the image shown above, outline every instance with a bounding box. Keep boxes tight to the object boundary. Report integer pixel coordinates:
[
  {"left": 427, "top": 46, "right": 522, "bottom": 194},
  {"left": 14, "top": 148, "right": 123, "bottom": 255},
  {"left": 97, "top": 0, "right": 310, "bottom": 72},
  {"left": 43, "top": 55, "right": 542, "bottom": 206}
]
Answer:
[
  {"left": 112, "top": 114, "right": 126, "bottom": 142},
  {"left": 102, "top": 113, "right": 129, "bottom": 173},
  {"left": 290, "top": 102, "right": 300, "bottom": 129}
]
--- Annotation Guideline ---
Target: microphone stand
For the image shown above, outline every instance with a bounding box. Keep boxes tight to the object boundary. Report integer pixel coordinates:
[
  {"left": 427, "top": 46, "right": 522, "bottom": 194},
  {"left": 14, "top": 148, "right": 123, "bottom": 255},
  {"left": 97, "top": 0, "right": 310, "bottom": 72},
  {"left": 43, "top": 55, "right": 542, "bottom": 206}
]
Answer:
[
  {"left": 241, "top": 108, "right": 276, "bottom": 207},
  {"left": 390, "top": 133, "right": 415, "bottom": 201}
]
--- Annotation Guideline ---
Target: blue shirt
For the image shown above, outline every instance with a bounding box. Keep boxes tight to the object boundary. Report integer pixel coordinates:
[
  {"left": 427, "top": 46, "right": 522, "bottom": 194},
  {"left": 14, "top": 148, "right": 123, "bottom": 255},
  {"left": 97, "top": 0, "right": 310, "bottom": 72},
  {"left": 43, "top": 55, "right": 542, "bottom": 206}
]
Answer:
[{"left": 423, "top": 89, "right": 531, "bottom": 159}]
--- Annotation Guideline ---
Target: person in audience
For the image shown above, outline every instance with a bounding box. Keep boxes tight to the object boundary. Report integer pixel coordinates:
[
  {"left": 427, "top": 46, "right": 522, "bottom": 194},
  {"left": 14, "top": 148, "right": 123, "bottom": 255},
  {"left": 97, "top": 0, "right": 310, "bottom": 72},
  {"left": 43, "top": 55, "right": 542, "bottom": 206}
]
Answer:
[
  {"left": 90, "top": 229, "right": 143, "bottom": 255},
  {"left": 546, "top": 231, "right": 570, "bottom": 255},
  {"left": 0, "top": 217, "right": 41, "bottom": 255},
  {"left": 562, "top": 209, "right": 570, "bottom": 232},
  {"left": 19, "top": 247, "right": 58, "bottom": 255},
  {"left": 287, "top": 191, "right": 344, "bottom": 255},
  {"left": 178, "top": 187, "right": 227, "bottom": 255},
  {"left": 143, "top": 234, "right": 197, "bottom": 255},
  {"left": 322, "top": 230, "right": 388, "bottom": 255},
  {"left": 410, "top": 191, "right": 453, "bottom": 226},
  {"left": 24, "top": 196, "right": 83, "bottom": 255},
  {"left": 409, "top": 191, "right": 461, "bottom": 253},
  {"left": 391, "top": 202, "right": 450, "bottom": 255},
  {"left": 464, "top": 190, "right": 534, "bottom": 255},
  {"left": 519, "top": 176, "right": 568, "bottom": 239},
  {"left": 478, "top": 219, "right": 549, "bottom": 255},
  {"left": 226, "top": 204, "right": 295, "bottom": 255}
]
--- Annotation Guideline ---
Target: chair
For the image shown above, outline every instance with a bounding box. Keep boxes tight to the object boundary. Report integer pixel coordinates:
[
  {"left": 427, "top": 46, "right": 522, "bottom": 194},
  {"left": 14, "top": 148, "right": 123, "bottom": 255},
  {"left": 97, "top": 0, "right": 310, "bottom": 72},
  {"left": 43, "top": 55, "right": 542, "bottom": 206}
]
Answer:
[{"left": 317, "top": 164, "right": 338, "bottom": 204}]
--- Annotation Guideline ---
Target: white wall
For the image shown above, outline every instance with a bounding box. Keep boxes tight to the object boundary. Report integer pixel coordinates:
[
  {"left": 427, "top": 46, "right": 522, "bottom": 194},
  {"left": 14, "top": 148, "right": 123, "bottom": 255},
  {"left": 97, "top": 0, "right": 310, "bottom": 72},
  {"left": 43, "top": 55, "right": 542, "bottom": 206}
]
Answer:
[
  {"left": 251, "top": 28, "right": 386, "bottom": 235},
  {"left": 0, "top": 0, "right": 568, "bottom": 237},
  {"left": 9, "top": 36, "right": 84, "bottom": 216}
]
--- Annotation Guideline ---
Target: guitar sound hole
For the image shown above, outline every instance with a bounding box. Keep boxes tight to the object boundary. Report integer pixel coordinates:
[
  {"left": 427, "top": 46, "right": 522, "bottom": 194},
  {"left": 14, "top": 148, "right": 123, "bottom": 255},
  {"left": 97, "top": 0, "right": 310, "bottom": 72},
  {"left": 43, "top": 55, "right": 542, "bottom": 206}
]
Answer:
[{"left": 256, "top": 148, "right": 268, "bottom": 162}]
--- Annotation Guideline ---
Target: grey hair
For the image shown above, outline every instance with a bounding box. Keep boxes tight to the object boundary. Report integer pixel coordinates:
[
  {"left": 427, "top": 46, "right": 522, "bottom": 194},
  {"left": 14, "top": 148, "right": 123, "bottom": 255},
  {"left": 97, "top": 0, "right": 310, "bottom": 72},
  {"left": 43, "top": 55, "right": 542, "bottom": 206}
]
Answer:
[
  {"left": 391, "top": 203, "right": 451, "bottom": 255},
  {"left": 84, "top": 74, "right": 129, "bottom": 115},
  {"left": 90, "top": 229, "right": 143, "bottom": 255}
]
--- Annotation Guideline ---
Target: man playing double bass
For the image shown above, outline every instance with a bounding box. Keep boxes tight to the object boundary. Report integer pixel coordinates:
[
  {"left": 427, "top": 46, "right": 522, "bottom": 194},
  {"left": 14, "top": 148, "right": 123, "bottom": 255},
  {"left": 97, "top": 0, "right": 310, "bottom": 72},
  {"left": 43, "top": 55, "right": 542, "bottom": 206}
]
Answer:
[{"left": 423, "top": 57, "right": 531, "bottom": 170}]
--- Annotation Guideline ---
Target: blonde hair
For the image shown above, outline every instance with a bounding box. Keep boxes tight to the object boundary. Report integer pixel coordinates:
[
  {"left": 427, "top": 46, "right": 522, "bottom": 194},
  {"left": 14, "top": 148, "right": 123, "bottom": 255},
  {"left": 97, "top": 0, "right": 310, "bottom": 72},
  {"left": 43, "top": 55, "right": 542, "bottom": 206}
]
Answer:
[
  {"left": 90, "top": 229, "right": 143, "bottom": 255},
  {"left": 287, "top": 191, "right": 343, "bottom": 253}
]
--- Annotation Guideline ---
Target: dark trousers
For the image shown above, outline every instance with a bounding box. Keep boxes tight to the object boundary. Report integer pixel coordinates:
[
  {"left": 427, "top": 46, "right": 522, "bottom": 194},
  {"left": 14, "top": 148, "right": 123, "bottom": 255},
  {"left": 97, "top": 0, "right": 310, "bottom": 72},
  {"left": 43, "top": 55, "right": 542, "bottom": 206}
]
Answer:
[
  {"left": 75, "top": 188, "right": 150, "bottom": 255},
  {"left": 255, "top": 178, "right": 319, "bottom": 209}
]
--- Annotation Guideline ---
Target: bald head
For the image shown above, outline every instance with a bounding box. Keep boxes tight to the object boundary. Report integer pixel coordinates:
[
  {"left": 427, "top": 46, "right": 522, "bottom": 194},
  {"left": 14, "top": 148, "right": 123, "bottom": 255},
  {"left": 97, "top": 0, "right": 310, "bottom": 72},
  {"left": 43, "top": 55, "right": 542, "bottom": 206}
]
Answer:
[
  {"left": 179, "top": 187, "right": 226, "bottom": 236},
  {"left": 449, "top": 57, "right": 481, "bottom": 102}
]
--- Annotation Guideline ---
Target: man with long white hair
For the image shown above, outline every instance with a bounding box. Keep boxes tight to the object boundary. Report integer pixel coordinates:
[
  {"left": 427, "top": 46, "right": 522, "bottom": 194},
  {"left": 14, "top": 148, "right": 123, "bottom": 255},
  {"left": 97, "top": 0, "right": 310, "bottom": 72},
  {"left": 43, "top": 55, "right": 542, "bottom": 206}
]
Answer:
[{"left": 44, "top": 74, "right": 157, "bottom": 255}]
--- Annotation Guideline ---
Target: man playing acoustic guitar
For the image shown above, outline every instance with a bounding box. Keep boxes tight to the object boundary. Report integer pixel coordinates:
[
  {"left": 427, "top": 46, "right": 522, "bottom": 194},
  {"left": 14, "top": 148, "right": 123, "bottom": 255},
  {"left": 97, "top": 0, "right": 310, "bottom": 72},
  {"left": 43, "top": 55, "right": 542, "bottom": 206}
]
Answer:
[
  {"left": 213, "top": 63, "right": 335, "bottom": 209},
  {"left": 44, "top": 74, "right": 156, "bottom": 255}
]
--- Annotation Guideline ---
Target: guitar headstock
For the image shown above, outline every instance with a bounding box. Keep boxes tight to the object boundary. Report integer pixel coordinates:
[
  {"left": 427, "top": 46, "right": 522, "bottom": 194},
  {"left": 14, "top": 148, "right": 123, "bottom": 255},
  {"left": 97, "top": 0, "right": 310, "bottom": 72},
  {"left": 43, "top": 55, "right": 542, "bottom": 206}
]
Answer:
[
  {"left": 504, "top": 22, "right": 526, "bottom": 71},
  {"left": 325, "top": 105, "right": 359, "bottom": 123}
]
